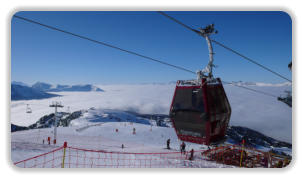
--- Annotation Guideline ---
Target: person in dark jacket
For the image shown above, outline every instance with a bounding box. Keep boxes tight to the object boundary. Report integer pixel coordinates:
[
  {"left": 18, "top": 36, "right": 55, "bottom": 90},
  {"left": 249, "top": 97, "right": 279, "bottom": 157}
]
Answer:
[
  {"left": 189, "top": 149, "right": 194, "bottom": 160},
  {"left": 167, "top": 139, "right": 171, "bottom": 149},
  {"left": 180, "top": 142, "right": 186, "bottom": 154}
]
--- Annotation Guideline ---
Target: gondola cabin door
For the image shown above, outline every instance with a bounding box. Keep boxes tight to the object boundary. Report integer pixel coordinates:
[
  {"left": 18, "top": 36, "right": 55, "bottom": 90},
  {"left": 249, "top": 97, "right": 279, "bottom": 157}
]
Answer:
[{"left": 169, "top": 78, "right": 231, "bottom": 145}]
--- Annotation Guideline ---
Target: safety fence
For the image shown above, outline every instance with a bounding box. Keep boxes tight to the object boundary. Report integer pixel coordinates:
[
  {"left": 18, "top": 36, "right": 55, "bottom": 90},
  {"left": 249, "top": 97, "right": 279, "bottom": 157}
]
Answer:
[
  {"left": 63, "top": 147, "right": 214, "bottom": 168},
  {"left": 14, "top": 142, "right": 222, "bottom": 168},
  {"left": 14, "top": 142, "right": 290, "bottom": 168},
  {"left": 14, "top": 145, "right": 65, "bottom": 168}
]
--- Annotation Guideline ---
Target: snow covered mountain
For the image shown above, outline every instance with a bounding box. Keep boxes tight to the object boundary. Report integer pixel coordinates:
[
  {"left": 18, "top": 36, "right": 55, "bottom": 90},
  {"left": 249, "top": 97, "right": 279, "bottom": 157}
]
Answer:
[
  {"left": 11, "top": 81, "right": 104, "bottom": 101},
  {"left": 31, "top": 82, "right": 53, "bottom": 91},
  {"left": 31, "top": 82, "right": 104, "bottom": 92},
  {"left": 11, "top": 123, "right": 28, "bottom": 132},
  {"left": 47, "top": 84, "right": 104, "bottom": 92},
  {"left": 11, "top": 84, "right": 60, "bottom": 101},
  {"left": 11, "top": 81, "right": 30, "bottom": 87}
]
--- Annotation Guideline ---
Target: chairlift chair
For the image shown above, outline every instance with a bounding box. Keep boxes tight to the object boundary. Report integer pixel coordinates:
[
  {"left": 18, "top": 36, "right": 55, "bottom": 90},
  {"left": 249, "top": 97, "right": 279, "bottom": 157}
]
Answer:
[{"left": 26, "top": 104, "right": 32, "bottom": 113}]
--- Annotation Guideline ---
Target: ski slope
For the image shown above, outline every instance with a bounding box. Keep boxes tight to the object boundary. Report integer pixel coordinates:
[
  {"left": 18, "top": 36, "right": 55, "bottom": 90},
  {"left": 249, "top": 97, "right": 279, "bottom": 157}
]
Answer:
[{"left": 12, "top": 121, "right": 230, "bottom": 167}]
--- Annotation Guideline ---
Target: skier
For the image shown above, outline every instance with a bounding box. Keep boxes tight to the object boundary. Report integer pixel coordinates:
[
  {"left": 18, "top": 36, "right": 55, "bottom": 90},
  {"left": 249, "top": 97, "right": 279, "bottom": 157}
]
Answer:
[
  {"left": 180, "top": 142, "right": 186, "bottom": 154},
  {"left": 42, "top": 139, "right": 45, "bottom": 144},
  {"left": 133, "top": 128, "right": 136, "bottom": 135},
  {"left": 122, "top": 144, "right": 124, "bottom": 149},
  {"left": 166, "top": 139, "right": 171, "bottom": 149},
  {"left": 189, "top": 149, "right": 194, "bottom": 160}
]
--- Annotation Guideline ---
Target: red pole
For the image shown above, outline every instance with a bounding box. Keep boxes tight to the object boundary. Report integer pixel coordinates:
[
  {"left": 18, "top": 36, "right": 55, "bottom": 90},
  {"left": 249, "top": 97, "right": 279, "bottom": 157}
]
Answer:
[{"left": 62, "top": 142, "right": 67, "bottom": 168}]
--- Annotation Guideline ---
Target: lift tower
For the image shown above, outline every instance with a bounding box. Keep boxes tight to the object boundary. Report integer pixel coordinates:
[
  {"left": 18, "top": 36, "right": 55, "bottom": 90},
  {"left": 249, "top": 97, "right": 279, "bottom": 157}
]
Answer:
[{"left": 49, "top": 101, "right": 64, "bottom": 144}]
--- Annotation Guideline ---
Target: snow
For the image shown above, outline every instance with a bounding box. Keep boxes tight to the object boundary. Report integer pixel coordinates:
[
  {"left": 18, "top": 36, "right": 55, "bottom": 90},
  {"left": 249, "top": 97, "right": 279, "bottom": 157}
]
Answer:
[
  {"left": 11, "top": 83, "right": 292, "bottom": 143},
  {"left": 12, "top": 121, "right": 229, "bottom": 168}
]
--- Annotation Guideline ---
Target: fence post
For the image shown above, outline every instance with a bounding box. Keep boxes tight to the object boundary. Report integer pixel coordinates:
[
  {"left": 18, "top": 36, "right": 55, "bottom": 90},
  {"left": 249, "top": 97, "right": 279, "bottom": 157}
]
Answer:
[
  {"left": 240, "top": 139, "right": 245, "bottom": 167},
  {"left": 61, "top": 142, "right": 67, "bottom": 168}
]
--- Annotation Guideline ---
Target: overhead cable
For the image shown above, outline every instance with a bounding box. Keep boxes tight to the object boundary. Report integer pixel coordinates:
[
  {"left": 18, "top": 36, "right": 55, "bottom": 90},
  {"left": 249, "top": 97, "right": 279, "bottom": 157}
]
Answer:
[
  {"left": 14, "top": 15, "right": 279, "bottom": 99},
  {"left": 222, "top": 81, "right": 278, "bottom": 98},
  {"left": 158, "top": 11, "right": 292, "bottom": 83},
  {"left": 13, "top": 15, "right": 196, "bottom": 75},
  {"left": 211, "top": 40, "right": 292, "bottom": 82}
]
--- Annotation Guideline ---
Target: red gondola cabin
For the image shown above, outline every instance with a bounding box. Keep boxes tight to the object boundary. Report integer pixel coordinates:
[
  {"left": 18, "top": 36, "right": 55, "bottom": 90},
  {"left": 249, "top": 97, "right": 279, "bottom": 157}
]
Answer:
[{"left": 169, "top": 78, "right": 231, "bottom": 145}]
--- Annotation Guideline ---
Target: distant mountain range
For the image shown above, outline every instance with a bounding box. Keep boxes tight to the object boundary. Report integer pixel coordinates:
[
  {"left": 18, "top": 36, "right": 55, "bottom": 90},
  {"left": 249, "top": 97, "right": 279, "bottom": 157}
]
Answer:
[
  {"left": 11, "top": 81, "right": 104, "bottom": 101},
  {"left": 11, "top": 84, "right": 60, "bottom": 101},
  {"left": 31, "top": 82, "right": 104, "bottom": 92},
  {"left": 11, "top": 81, "right": 30, "bottom": 87}
]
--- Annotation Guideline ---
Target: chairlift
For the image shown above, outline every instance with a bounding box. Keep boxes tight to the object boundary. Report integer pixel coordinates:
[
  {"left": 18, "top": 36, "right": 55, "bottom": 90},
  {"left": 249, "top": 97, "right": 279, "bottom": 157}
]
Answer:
[
  {"left": 277, "top": 63, "right": 292, "bottom": 107},
  {"left": 169, "top": 24, "right": 231, "bottom": 145},
  {"left": 26, "top": 104, "right": 32, "bottom": 113},
  {"left": 277, "top": 91, "right": 292, "bottom": 107}
]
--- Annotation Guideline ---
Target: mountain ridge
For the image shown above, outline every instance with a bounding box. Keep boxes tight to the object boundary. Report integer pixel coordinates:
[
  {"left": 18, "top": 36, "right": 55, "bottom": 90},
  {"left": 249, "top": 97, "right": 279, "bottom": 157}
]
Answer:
[
  {"left": 32, "top": 82, "right": 104, "bottom": 92},
  {"left": 11, "top": 84, "right": 60, "bottom": 101},
  {"left": 11, "top": 82, "right": 104, "bottom": 101}
]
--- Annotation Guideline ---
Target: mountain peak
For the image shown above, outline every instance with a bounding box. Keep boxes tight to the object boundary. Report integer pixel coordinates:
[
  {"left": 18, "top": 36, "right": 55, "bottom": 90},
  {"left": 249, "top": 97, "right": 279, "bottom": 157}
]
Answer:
[
  {"left": 32, "top": 82, "right": 52, "bottom": 91},
  {"left": 11, "top": 81, "right": 29, "bottom": 87}
]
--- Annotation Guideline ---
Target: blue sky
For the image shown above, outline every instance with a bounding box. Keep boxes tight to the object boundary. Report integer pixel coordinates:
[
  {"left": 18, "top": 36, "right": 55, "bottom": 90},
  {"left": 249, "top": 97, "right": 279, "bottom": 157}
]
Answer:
[{"left": 11, "top": 11, "right": 292, "bottom": 85}]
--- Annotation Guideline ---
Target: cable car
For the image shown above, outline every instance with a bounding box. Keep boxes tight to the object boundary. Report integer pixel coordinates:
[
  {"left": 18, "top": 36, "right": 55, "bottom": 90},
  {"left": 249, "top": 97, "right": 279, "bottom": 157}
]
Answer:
[{"left": 169, "top": 24, "right": 231, "bottom": 145}]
